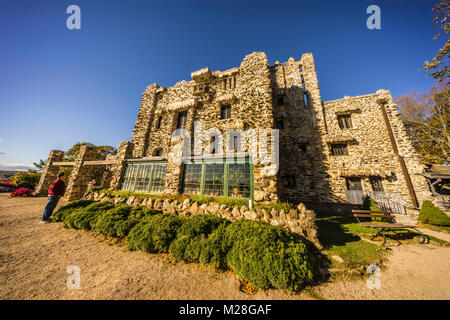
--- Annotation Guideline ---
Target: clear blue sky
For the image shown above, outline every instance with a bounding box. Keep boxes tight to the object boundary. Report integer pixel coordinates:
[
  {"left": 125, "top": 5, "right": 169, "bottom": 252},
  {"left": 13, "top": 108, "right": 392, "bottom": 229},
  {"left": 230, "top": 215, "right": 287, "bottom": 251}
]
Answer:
[{"left": 0, "top": 0, "right": 445, "bottom": 170}]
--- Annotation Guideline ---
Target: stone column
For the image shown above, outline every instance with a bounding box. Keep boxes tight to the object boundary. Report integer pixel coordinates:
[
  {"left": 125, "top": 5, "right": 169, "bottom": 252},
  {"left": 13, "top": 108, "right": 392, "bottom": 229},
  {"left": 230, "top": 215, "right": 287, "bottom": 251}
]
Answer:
[
  {"left": 64, "top": 146, "right": 98, "bottom": 201},
  {"left": 34, "top": 150, "right": 65, "bottom": 196},
  {"left": 109, "top": 141, "right": 134, "bottom": 190}
]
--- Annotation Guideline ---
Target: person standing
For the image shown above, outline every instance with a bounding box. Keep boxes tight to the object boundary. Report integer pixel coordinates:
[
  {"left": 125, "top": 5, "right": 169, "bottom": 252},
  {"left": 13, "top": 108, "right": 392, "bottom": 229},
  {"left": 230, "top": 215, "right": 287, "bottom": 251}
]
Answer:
[{"left": 39, "top": 172, "right": 66, "bottom": 224}]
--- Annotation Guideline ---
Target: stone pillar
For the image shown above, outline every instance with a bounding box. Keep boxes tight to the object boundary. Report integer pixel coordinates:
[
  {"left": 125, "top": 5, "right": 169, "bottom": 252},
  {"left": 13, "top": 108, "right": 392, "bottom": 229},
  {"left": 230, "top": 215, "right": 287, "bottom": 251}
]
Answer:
[
  {"left": 34, "top": 150, "right": 65, "bottom": 196},
  {"left": 131, "top": 84, "right": 159, "bottom": 158},
  {"left": 64, "top": 146, "right": 98, "bottom": 201},
  {"left": 164, "top": 136, "right": 183, "bottom": 195},
  {"left": 109, "top": 141, "right": 134, "bottom": 190}
]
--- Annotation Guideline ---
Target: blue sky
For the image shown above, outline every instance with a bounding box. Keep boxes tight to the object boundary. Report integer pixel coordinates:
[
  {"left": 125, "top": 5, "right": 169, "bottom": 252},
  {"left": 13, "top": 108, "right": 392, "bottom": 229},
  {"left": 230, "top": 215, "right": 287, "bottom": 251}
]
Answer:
[{"left": 0, "top": 0, "right": 445, "bottom": 170}]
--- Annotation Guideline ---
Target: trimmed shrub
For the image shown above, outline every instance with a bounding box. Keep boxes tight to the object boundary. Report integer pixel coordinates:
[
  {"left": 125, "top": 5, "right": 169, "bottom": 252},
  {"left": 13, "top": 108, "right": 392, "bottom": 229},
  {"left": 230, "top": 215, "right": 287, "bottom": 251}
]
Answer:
[
  {"left": 419, "top": 200, "right": 450, "bottom": 226},
  {"left": 126, "top": 214, "right": 186, "bottom": 253},
  {"left": 54, "top": 200, "right": 95, "bottom": 222},
  {"left": 224, "top": 219, "right": 314, "bottom": 292},
  {"left": 362, "top": 196, "right": 381, "bottom": 212},
  {"left": 169, "top": 214, "right": 229, "bottom": 265},
  {"left": 93, "top": 204, "right": 132, "bottom": 237},
  {"left": 63, "top": 201, "right": 114, "bottom": 229}
]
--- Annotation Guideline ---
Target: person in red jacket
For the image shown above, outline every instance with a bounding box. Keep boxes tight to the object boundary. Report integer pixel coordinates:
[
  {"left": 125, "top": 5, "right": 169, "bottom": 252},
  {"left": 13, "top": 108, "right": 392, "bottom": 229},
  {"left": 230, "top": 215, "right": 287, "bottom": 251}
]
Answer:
[{"left": 39, "top": 172, "right": 66, "bottom": 224}]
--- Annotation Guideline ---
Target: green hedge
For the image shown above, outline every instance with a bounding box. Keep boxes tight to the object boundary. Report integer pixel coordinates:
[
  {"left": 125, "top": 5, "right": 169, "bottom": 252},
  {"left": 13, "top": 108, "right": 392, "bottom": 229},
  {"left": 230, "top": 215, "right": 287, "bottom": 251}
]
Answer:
[
  {"left": 53, "top": 201, "right": 315, "bottom": 292},
  {"left": 419, "top": 201, "right": 450, "bottom": 226}
]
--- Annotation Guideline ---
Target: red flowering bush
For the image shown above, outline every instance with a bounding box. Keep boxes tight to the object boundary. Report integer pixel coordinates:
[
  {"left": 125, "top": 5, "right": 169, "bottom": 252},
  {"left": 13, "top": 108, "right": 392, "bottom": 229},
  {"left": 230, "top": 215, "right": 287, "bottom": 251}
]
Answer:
[
  {"left": 0, "top": 182, "right": 18, "bottom": 188},
  {"left": 10, "top": 187, "right": 32, "bottom": 197}
]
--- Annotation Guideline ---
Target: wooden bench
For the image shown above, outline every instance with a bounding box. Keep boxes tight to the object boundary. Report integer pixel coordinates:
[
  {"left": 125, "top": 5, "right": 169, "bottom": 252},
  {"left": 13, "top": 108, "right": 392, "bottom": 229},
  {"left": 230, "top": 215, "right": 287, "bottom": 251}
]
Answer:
[{"left": 352, "top": 209, "right": 428, "bottom": 246}]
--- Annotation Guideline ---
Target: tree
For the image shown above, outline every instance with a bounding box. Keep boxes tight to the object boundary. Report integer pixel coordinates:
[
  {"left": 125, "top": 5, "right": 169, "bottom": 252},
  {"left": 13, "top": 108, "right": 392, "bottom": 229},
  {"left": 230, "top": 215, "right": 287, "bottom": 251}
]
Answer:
[
  {"left": 396, "top": 84, "right": 450, "bottom": 164},
  {"left": 62, "top": 142, "right": 117, "bottom": 185},
  {"left": 422, "top": 0, "right": 449, "bottom": 83},
  {"left": 33, "top": 159, "right": 46, "bottom": 171},
  {"left": 10, "top": 171, "right": 41, "bottom": 189}
]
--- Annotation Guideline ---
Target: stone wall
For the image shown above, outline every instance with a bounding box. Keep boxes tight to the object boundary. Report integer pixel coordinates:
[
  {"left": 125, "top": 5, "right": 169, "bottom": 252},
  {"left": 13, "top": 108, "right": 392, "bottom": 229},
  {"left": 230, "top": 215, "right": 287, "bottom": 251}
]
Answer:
[
  {"left": 34, "top": 150, "right": 64, "bottom": 196},
  {"left": 83, "top": 189, "right": 322, "bottom": 250},
  {"left": 64, "top": 146, "right": 98, "bottom": 201}
]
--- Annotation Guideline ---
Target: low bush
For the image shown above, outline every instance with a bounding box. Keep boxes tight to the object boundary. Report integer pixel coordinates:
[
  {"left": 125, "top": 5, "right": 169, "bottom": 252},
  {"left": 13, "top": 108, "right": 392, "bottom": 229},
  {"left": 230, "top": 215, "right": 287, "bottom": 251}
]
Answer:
[
  {"left": 169, "top": 214, "right": 230, "bottom": 266},
  {"left": 63, "top": 201, "right": 114, "bottom": 229},
  {"left": 54, "top": 200, "right": 95, "bottom": 222},
  {"left": 126, "top": 214, "right": 186, "bottom": 253},
  {"left": 54, "top": 200, "right": 315, "bottom": 292},
  {"left": 419, "top": 201, "right": 450, "bottom": 226},
  {"left": 10, "top": 187, "right": 32, "bottom": 197},
  {"left": 224, "top": 219, "right": 314, "bottom": 292}
]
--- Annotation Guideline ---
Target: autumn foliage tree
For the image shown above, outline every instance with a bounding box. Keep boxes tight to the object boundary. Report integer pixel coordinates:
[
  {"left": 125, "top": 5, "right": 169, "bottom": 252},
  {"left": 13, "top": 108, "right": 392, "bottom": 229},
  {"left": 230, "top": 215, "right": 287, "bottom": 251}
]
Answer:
[
  {"left": 396, "top": 84, "right": 449, "bottom": 164},
  {"left": 422, "top": 0, "right": 449, "bottom": 83}
]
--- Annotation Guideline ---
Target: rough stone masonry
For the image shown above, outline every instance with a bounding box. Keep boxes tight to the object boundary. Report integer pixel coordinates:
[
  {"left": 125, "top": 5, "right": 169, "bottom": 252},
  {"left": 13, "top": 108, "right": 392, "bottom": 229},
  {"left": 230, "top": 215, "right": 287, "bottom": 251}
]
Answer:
[{"left": 35, "top": 51, "right": 434, "bottom": 217}]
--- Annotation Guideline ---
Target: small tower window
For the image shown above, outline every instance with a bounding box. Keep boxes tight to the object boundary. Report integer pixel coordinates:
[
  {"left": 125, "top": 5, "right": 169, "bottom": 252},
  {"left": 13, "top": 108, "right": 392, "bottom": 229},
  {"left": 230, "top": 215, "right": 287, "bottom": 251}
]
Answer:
[
  {"left": 220, "top": 105, "right": 231, "bottom": 119},
  {"left": 282, "top": 175, "right": 296, "bottom": 188},
  {"left": 337, "top": 114, "right": 353, "bottom": 129},
  {"left": 177, "top": 111, "right": 187, "bottom": 129},
  {"left": 156, "top": 116, "right": 163, "bottom": 129},
  {"left": 276, "top": 95, "right": 285, "bottom": 106},
  {"left": 153, "top": 148, "right": 163, "bottom": 157},
  {"left": 275, "top": 119, "right": 284, "bottom": 130},
  {"left": 303, "top": 92, "right": 309, "bottom": 106},
  {"left": 331, "top": 144, "right": 348, "bottom": 156}
]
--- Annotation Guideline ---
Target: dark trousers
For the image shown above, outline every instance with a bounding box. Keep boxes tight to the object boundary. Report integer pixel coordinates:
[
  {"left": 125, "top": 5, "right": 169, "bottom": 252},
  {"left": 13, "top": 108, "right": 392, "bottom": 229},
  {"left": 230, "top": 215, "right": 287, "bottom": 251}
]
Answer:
[{"left": 41, "top": 196, "right": 60, "bottom": 221}]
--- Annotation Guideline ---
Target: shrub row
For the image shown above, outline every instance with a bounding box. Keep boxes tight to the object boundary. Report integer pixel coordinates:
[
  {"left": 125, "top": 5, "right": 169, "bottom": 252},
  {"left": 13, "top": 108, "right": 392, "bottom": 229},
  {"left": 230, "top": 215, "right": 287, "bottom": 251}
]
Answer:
[{"left": 54, "top": 200, "right": 315, "bottom": 292}]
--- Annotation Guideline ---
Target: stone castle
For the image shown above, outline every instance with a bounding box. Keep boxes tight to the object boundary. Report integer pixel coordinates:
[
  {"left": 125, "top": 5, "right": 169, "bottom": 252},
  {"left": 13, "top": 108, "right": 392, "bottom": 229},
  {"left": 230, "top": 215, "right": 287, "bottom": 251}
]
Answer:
[{"left": 35, "top": 51, "right": 434, "bottom": 216}]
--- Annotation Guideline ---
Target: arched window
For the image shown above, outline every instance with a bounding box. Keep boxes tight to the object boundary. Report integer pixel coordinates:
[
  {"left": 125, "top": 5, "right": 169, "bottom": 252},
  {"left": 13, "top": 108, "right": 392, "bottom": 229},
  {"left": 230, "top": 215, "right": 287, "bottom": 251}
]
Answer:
[{"left": 153, "top": 148, "right": 163, "bottom": 157}]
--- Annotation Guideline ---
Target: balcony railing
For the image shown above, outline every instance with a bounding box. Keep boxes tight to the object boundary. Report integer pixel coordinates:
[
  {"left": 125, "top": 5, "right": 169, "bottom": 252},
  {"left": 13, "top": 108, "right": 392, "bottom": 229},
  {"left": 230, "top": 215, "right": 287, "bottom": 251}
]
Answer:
[{"left": 346, "top": 190, "right": 406, "bottom": 214}]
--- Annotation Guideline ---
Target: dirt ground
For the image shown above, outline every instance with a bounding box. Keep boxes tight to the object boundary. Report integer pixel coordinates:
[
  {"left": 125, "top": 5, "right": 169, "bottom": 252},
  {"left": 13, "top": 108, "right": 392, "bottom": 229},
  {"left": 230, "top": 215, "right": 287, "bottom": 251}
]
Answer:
[{"left": 1, "top": 194, "right": 449, "bottom": 300}]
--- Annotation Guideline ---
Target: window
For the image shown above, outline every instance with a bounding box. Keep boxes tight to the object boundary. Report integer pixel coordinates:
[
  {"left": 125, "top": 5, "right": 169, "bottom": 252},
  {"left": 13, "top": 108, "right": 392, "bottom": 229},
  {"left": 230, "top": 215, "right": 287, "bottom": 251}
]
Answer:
[
  {"left": 276, "top": 96, "right": 285, "bottom": 106},
  {"left": 182, "top": 163, "right": 202, "bottom": 195},
  {"left": 230, "top": 134, "right": 241, "bottom": 152},
  {"left": 303, "top": 92, "right": 309, "bottom": 105},
  {"left": 182, "top": 158, "right": 252, "bottom": 199},
  {"left": 220, "top": 105, "right": 231, "bottom": 119},
  {"left": 210, "top": 136, "right": 217, "bottom": 154},
  {"left": 177, "top": 111, "right": 187, "bottom": 129},
  {"left": 223, "top": 77, "right": 236, "bottom": 90},
  {"left": 121, "top": 161, "right": 168, "bottom": 194},
  {"left": 337, "top": 114, "right": 352, "bottom": 129},
  {"left": 369, "top": 176, "right": 384, "bottom": 192},
  {"left": 282, "top": 175, "right": 296, "bottom": 188},
  {"left": 203, "top": 163, "right": 225, "bottom": 196},
  {"left": 156, "top": 116, "right": 163, "bottom": 129},
  {"left": 346, "top": 178, "right": 362, "bottom": 191},
  {"left": 298, "top": 144, "right": 308, "bottom": 153},
  {"left": 309, "top": 180, "right": 315, "bottom": 190},
  {"left": 153, "top": 148, "right": 163, "bottom": 157},
  {"left": 275, "top": 119, "right": 284, "bottom": 129},
  {"left": 331, "top": 144, "right": 348, "bottom": 156}
]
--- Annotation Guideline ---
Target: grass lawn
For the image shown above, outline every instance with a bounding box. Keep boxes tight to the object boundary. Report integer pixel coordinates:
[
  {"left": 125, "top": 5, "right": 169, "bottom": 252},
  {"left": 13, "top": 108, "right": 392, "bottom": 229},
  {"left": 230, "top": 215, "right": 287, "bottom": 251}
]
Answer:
[
  {"left": 316, "top": 214, "right": 448, "bottom": 272},
  {"left": 316, "top": 215, "right": 387, "bottom": 270}
]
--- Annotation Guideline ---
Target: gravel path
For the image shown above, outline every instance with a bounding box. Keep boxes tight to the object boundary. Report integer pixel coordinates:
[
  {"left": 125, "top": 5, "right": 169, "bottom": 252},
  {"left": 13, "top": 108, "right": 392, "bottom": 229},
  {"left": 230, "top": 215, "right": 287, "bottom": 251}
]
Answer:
[{"left": 1, "top": 194, "right": 448, "bottom": 300}]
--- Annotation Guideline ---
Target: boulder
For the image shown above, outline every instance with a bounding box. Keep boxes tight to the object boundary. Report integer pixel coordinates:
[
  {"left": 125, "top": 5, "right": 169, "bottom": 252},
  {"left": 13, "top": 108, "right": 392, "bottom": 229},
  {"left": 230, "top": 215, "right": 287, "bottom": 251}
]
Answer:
[
  {"left": 243, "top": 210, "right": 258, "bottom": 220},
  {"left": 231, "top": 207, "right": 241, "bottom": 218},
  {"left": 270, "top": 208, "right": 279, "bottom": 218}
]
